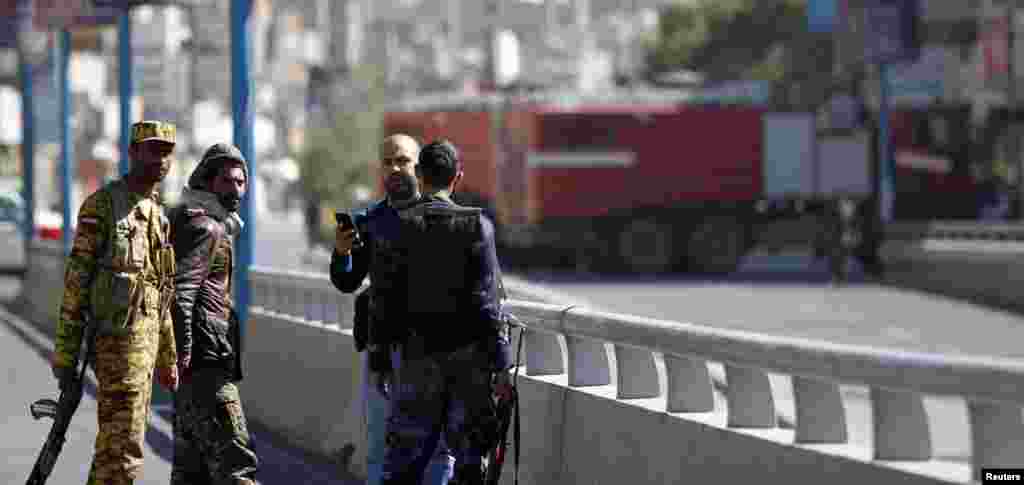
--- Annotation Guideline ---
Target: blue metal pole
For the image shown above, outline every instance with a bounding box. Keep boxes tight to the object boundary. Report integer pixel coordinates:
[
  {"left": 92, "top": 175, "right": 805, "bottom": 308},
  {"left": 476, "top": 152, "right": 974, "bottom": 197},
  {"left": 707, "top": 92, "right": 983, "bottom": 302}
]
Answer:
[
  {"left": 18, "top": 54, "right": 35, "bottom": 245},
  {"left": 231, "top": 0, "right": 254, "bottom": 341},
  {"left": 17, "top": 0, "right": 35, "bottom": 247},
  {"left": 60, "top": 29, "right": 72, "bottom": 255},
  {"left": 118, "top": 11, "right": 132, "bottom": 176},
  {"left": 877, "top": 62, "right": 893, "bottom": 223}
]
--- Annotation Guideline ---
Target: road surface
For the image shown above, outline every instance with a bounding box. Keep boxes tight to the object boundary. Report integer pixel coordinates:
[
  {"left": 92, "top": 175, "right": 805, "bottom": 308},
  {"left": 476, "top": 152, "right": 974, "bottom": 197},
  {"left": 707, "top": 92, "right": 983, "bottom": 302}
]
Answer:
[{"left": 0, "top": 274, "right": 357, "bottom": 484}]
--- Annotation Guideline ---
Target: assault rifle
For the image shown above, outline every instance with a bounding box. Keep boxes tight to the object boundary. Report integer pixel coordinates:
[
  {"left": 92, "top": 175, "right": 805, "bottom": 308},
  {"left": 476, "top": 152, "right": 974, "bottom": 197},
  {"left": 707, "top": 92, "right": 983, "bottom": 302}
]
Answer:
[
  {"left": 26, "top": 311, "right": 97, "bottom": 485},
  {"left": 484, "top": 315, "right": 524, "bottom": 485}
]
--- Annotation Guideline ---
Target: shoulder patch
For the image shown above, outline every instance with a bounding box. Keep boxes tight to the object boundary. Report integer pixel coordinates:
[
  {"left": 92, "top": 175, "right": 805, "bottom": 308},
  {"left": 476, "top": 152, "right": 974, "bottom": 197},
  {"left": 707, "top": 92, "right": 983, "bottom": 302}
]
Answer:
[{"left": 185, "top": 208, "right": 206, "bottom": 217}]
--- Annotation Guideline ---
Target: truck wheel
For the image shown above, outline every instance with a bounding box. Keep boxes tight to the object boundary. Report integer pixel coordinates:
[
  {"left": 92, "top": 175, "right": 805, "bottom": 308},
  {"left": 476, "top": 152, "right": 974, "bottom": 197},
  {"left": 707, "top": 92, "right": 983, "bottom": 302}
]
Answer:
[
  {"left": 617, "top": 218, "right": 674, "bottom": 273},
  {"left": 687, "top": 216, "right": 748, "bottom": 274}
]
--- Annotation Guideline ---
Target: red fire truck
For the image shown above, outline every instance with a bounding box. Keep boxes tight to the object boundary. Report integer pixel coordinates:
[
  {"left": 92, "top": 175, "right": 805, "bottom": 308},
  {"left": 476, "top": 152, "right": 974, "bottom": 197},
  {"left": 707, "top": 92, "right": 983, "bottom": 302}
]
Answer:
[{"left": 382, "top": 92, "right": 980, "bottom": 274}]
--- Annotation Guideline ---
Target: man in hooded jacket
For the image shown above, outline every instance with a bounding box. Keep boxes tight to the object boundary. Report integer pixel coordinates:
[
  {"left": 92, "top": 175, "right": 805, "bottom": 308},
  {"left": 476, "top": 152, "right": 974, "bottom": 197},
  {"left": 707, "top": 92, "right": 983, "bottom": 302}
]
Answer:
[{"left": 168, "top": 143, "right": 259, "bottom": 485}]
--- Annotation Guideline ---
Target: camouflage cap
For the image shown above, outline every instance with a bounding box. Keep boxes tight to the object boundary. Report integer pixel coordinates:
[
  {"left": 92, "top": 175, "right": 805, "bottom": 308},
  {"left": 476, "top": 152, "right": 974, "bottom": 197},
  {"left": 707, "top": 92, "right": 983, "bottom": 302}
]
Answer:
[{"left": 131, "top": 120, "right": 176, "bottom": 145}]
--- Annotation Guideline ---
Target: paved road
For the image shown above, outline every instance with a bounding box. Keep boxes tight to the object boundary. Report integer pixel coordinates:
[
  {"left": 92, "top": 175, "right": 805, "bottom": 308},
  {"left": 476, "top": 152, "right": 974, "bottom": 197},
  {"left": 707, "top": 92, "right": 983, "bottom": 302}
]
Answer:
[{"left": 0, "top": 277, "right": 357, "bottom": 485}]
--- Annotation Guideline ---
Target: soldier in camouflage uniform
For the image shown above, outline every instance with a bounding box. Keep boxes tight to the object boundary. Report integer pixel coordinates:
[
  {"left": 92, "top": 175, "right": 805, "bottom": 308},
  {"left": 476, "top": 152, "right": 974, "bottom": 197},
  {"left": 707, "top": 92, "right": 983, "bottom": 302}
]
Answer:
[
  {"left": 168, "top": 143, "right": 258, "bottom": 485},
  {"left": 50, "top": 120, "right": 180, "bottom": 485}
]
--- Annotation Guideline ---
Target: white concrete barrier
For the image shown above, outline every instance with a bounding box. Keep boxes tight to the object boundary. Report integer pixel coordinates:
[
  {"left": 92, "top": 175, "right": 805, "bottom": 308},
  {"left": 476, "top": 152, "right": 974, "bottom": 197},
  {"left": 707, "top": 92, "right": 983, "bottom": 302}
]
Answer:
[
  {"left": 21, "top": 240, "right": 64, "bottom": 334},
  {"left": 243, "top": 267, "right": 1024, "bottom": 484},
  {"left": 19, "top": 253, "right": 1024, "bottom": 484}
]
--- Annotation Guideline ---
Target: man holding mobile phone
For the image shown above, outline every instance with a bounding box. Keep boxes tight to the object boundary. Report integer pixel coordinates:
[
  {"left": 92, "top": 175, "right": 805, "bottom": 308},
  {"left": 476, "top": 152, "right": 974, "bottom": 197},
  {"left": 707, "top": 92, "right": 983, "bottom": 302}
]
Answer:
[{"left": 330, "top": 134, "right": 457, "bottom": 484}]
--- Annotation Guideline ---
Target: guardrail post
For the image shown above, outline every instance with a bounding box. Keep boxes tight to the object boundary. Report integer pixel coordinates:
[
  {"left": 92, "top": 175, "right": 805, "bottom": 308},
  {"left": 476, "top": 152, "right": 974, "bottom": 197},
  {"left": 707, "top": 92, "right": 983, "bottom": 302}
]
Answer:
[
  {"left": 289, "top": 284, "right": 303, "bottom": 318},
  {"left": 262, "top": 277, "right": 272, "bottom": 311},
  {"left": 968, "top": 401, "right": 1024, "bottom": 477},
  {"left": 262, "top": 276, "right": 278, "bottom": 315},
  {"left": 725, "top": 365, "right": 776, "bottom": 428},
  {"left": 302, "top": 287, "right": 315, "bottom": 322},
  {"left": 249, "top": 276, "right": 263, "bottom": 310},
  {"left": 276, "top": 281, "right": 290, "bottom": 315},
  {"left": 871, "top": 388, "right": 931, "bottom": 460},
  {"left": 270, "top": 280, "right": 284, "bottom": 314},
  {"left": 793, "top": 376, "right": 848, "bottom": 443},
  {"left": 313, "top": 289, "right": 327, "bottom": 325},
  {"left": 664, "top": 355, "right": 714, "bottom": 413},
  {"left": 565, "top": 336, "right": 611, "bottom": 387},
  {"left": 336, "top": 294, "right": 352, "bottom": 329},
  {"left": 319, "top": 289, "right": 337, "bottom": 326},
  {"left": 524, "top": 329, "right": 564, "bottom": 376},
  {"left": 614, "top": 345, "right": 660, "bottom": 399}
]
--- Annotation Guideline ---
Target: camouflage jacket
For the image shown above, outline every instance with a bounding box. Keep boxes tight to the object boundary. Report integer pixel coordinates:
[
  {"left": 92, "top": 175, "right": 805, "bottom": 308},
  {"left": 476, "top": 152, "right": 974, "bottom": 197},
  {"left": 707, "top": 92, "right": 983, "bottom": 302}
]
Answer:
[{"left": 54, "top": 179, "right": 177, "bottom": 369}]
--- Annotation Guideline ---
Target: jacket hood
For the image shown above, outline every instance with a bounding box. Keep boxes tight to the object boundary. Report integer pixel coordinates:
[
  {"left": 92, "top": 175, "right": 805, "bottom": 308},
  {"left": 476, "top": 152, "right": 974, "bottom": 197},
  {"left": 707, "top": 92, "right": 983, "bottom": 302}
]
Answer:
[{"left": 188, "top": 143, "right": 249, "bottom": 192}]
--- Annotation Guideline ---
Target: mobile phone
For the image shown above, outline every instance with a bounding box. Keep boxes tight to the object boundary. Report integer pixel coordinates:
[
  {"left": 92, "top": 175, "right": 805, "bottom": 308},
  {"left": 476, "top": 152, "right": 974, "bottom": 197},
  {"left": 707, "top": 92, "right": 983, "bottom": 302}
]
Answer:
[
  {"left": 335, "top": 212, "right": 363, "bottom": 249},
  {"left": 335, "top": 211, "right": 356, "bottom": 231}
]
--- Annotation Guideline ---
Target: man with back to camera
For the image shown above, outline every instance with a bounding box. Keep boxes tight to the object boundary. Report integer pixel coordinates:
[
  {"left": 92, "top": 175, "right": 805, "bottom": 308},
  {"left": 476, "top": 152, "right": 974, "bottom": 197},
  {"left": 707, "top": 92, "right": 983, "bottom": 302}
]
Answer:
[{"left": 373, "top": 140, "right": 514, "bottom": 485}]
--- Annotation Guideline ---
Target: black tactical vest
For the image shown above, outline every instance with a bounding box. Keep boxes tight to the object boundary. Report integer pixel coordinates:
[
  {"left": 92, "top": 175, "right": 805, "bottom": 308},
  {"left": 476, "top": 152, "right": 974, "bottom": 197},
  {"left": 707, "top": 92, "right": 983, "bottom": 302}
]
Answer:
[
  {"left": 366, "top": 220, "right": 408, "bottom": 348},
  {"left": 367, "top": 198, "right": 484, "bottom": 347},
  {"left": 398, "top": 201, "right": 482, "bottom": 323}
]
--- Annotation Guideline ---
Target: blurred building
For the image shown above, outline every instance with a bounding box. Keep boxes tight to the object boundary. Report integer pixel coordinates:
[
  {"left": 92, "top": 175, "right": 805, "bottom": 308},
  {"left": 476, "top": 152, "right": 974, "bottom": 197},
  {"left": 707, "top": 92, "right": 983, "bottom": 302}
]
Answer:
[{"left": 359, "top": 0, "right": 663, "bottom": 93}]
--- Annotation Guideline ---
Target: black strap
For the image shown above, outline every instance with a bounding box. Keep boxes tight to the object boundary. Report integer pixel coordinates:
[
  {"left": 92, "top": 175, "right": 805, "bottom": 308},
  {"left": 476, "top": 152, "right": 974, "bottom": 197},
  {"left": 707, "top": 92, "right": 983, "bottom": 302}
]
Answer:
[
  {"left": 512, "top": 323, "right": 524, "bottom": 485},
  {"left": 496, "top": 261, "right": 508, "bottom": 303},
  {"left": 514, "top": 387, "right": 520, "bottom": 485},
  {"left": 495, "top": 242, "right": 518, "bottom": 483}
]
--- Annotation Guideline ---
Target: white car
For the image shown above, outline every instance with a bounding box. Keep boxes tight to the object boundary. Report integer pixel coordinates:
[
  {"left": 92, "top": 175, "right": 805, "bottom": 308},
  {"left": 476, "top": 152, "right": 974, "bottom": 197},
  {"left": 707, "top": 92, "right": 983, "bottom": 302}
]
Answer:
[
  {"left": 34, "top": 207, "right": 64, "bottom": 243},
  {"left": 0, "top": 192, "right": 68, "bottom": 272},
  {"left": 0, "top": 191, "right": 26, "bottom": 271}
]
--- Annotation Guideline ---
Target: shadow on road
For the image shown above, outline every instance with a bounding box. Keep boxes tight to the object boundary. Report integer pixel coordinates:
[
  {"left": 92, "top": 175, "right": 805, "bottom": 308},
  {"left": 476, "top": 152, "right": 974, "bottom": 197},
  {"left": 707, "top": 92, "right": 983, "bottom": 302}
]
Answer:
[
  {"left": 0, "top": 292, "right": 177, "bottom": 464},
  {"left": 0, "top": 278, "right": 358, "bottom": 484}
]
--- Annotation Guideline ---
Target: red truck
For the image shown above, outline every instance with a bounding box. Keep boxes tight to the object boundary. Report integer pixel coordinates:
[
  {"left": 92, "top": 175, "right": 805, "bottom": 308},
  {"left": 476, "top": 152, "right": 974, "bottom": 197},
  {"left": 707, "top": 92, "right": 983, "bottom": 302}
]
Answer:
[{"left": 382, "top": 94, "right": 980, "bottom": 274}]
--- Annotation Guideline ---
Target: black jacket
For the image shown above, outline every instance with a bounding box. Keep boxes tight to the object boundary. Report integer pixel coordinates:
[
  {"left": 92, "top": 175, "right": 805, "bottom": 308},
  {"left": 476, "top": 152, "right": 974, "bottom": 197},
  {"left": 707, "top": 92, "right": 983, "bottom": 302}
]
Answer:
[{"left": 169, "top": 188, "right": 243, "bottom": 378}]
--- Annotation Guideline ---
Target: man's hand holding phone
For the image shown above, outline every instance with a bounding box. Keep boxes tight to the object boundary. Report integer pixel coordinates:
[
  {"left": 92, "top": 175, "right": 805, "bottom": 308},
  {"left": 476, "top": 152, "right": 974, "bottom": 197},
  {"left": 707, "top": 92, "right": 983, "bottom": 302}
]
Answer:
[{"left": 335, "top": 212, "right": 361, "bottom": 255}]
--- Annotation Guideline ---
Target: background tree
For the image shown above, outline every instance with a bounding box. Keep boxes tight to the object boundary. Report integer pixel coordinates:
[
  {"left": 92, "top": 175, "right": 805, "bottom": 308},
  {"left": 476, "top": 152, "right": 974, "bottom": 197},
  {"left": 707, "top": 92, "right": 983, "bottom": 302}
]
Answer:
[
  {"left": 645, "top": 0, "right": 833, "bottom": 108},
  {"left": 296, "top": 63, "right": 387, "bottom": 247}
]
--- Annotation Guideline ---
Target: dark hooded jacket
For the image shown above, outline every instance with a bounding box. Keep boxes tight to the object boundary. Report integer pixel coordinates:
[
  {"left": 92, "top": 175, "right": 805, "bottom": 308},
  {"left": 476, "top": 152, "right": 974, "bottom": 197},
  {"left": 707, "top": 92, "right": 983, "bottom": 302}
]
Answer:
[{"left": 169, "top": 143, "right": 248, "bottom": 377}]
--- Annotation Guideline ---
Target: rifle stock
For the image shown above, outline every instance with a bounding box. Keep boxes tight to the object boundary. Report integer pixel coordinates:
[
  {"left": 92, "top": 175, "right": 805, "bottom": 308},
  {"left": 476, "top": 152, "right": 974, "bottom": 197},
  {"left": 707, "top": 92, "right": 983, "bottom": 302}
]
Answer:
[{"left": 25, "top": 312, "right": 96, "bottom": 485}]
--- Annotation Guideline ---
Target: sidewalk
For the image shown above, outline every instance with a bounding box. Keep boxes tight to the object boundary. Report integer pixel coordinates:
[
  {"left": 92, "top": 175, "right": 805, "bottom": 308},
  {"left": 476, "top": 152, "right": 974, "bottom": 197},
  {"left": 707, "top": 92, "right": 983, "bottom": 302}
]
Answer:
[{"left": 0, "top": 278, "right": 359, "bottom": 485}]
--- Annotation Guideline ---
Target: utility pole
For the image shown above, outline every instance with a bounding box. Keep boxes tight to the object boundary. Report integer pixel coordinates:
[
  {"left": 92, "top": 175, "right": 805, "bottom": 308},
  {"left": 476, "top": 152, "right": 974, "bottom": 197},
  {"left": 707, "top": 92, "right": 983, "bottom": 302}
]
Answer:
[
  {"left": 484, "top": 0, "right": 499, "bottom": 91},
  {"left": 187, "top": 3, "right": 198, "bottom": 158}
]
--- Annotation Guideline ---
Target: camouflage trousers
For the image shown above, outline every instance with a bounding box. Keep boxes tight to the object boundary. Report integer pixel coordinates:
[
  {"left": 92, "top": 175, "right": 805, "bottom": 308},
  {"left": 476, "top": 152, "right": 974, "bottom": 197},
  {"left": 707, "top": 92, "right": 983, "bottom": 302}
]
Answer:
[
  {"left": 381, "top": 340, "right": 499, "bottom": 485},
  {"left": 85, "top": 316, "right": 161, "bottom": 485},
  {"left": 171, "top": 366, "right": 258, "bottom": 485}
]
